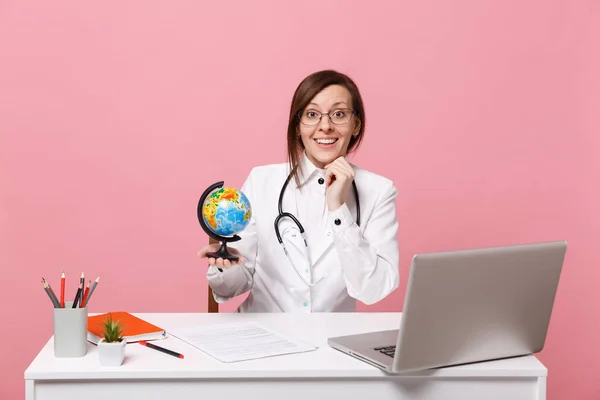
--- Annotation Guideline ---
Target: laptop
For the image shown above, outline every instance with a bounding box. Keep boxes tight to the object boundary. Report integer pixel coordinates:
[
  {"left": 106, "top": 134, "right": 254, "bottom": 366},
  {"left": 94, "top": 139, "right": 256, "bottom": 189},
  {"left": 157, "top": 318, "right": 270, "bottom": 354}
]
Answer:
[{"left": 328, "top": 241, "right": 567, "bottom": 373}]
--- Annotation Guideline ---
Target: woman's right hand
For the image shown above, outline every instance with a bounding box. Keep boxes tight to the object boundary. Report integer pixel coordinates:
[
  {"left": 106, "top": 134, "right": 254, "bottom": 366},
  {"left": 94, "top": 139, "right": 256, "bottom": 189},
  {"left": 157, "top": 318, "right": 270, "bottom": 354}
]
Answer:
[{"left": 197, "top": 243, "right": 245, "bottom": 269}]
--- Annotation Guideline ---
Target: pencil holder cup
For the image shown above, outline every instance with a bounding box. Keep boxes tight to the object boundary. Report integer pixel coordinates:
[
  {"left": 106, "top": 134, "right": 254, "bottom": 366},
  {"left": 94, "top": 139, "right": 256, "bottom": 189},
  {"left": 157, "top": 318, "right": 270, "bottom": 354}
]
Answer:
[{"left": 53, "top": 301, "right": 88, "bottom": 358}]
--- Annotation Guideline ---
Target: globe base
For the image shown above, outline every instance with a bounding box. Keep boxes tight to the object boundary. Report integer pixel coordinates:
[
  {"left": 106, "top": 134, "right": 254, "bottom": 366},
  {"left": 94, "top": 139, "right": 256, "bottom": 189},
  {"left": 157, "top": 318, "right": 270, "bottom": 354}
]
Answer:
[{"left": 206, "top": 241, "right": 239, "bottom": 262}]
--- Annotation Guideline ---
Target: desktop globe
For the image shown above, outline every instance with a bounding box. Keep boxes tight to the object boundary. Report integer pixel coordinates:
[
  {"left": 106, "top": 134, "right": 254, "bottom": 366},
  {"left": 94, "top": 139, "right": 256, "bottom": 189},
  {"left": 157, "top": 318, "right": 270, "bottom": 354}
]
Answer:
[
  {"left": 197, "top": 181, "right": 252, "bottom": 261},
  {"left": 202, "top": 185, "right": 251, "bottom": 237}
]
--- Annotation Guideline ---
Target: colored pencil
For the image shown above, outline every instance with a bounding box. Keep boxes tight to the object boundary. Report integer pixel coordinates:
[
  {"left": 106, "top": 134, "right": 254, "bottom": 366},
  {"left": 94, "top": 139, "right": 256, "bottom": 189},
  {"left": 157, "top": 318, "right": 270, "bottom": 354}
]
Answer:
[
  {"left": 80, "top": 280, "right": 90, "bottom": 308},
  {"left": 139, "top": 340, "right": 184, "bottom": 359},
  {"left": 72, "top": 273, "right": 84, "bottom": 308},
  {"left": 60, "top": 271, "right": 65, "bottom": 308},
  {"left": 84, "top": 276, "right": 100, "bottom": 307},
  {"left": 42, "top": 278, "right": 60, "bottom": 307},
  {"left": 41, "top": 279, "right": 60, "bottom": 308}
]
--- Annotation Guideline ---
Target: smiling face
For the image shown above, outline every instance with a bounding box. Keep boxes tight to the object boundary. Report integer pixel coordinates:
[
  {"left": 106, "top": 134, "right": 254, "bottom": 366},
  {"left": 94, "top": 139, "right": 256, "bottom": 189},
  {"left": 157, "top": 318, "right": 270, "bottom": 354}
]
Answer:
[{"left": 297, "top": 85, "right": 360, "bottom": 169}]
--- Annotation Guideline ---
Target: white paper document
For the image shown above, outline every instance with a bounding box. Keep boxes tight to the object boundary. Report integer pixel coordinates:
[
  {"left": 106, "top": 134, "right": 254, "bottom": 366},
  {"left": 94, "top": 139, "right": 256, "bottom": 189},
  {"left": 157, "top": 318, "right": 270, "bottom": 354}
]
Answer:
[{"left": 169, "top": 322, "right": 317, "bottom": 363}]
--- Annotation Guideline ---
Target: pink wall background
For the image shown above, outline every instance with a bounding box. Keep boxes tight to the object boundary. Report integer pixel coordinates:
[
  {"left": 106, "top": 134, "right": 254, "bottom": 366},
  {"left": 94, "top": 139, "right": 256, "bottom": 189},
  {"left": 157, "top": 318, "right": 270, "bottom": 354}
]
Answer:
[{"left": 1, "top": 1, "right": 598, "bottom": 398}]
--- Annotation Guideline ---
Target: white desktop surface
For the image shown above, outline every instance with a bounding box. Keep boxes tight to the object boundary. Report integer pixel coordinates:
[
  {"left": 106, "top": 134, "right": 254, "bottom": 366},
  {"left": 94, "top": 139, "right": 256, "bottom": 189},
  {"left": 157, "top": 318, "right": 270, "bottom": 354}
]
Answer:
[{"left": 25, "top": 312, "right": 547, "bottom": 400}]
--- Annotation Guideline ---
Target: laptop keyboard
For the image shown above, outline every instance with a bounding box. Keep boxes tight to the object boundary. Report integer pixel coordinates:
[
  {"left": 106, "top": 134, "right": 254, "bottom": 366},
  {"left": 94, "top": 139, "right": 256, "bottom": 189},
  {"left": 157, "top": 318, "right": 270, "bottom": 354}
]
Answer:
[{"left": 374, "top": 345, "right": 396, "bottom": 357}]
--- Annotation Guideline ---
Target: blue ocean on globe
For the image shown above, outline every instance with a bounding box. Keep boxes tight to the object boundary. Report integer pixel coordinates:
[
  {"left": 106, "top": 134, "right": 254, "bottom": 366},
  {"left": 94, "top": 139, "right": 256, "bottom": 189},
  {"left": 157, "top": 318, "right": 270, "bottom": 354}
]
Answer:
[{"left": 202, "top": 187, "right": 252, "bottom": 237}]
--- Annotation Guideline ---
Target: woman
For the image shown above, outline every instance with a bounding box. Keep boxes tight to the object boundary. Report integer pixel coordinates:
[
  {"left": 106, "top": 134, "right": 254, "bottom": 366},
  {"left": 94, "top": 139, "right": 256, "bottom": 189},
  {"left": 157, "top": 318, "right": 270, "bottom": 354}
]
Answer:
[{"left": 197, "top": 69, "right": 399, "bottom": 312}]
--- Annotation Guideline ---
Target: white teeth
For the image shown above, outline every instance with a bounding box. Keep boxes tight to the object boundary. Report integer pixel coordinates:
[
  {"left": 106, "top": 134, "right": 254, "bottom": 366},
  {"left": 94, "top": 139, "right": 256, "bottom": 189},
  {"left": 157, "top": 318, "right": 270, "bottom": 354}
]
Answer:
[{"left": 316, "top": 138, "right": 337, "bottom": 144}]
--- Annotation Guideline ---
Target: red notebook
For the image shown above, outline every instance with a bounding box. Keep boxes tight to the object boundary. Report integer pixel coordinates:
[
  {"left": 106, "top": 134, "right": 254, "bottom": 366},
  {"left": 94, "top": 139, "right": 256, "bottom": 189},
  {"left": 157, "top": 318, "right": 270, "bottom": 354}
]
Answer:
[{"left": 87, "top": 312, "right": 166, "bottom": 344}]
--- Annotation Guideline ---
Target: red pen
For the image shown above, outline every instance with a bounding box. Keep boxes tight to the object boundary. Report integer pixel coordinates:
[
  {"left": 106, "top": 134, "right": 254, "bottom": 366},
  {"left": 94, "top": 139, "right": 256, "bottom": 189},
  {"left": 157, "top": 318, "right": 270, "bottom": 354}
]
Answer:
[{"left": 139, "top": 340, "right": 184, "bottom": 359}]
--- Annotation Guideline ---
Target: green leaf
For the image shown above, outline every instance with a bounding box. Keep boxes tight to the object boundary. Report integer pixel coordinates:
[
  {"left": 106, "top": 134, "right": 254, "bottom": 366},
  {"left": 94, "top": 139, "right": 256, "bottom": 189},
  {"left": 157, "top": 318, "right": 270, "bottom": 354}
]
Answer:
[{"left": 99, "top": 313, "right": 125, "bottom": 343}]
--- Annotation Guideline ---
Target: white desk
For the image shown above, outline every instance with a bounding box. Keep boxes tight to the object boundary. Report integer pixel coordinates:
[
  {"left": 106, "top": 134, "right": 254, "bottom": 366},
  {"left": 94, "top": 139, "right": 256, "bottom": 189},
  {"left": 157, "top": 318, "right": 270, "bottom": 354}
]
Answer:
[{"left": 25, "top": 312, "right": 547, "bottom": 400}]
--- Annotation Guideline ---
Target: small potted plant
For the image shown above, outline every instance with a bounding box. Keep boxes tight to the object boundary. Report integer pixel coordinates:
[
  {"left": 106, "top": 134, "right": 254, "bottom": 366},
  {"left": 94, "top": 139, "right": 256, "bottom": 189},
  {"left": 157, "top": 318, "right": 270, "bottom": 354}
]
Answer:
[{"left": 97, "top": 313, "right": 126, "bottom": 366}]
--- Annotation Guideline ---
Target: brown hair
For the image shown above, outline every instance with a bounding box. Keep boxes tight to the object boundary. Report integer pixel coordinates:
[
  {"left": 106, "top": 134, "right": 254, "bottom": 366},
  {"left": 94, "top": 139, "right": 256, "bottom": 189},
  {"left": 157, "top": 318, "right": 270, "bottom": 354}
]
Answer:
[{"left": 286, "top": 70, "right": 366, "bottom": 188}]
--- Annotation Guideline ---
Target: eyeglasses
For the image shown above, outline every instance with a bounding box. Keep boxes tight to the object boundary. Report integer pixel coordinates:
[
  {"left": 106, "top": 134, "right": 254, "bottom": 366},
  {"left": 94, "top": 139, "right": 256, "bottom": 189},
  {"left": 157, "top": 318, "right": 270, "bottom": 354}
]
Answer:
[{"left": 297, "top": 108, "right": 356, "bottom": 126}]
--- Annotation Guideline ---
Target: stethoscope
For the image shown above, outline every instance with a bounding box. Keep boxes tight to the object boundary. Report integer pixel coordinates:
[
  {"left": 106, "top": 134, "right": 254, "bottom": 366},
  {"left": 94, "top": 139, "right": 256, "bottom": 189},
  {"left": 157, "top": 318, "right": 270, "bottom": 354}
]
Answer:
[{"left": 274, "top": 171, "right": 360, "bottom": 287}]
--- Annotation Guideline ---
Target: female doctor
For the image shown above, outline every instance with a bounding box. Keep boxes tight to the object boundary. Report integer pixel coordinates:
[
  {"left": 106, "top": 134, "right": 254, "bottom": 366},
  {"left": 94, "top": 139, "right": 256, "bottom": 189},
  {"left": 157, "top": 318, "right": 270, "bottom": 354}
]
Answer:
[{"left": 197, "top": 69, "right": 400, "bottom": 312}]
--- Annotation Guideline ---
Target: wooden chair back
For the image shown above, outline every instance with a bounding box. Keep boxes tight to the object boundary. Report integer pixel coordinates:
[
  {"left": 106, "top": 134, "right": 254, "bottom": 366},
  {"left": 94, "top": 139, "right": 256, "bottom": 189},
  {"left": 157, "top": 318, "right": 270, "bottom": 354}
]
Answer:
[{"left": 208, "top": 238, "right": 219, "bottom": 313}]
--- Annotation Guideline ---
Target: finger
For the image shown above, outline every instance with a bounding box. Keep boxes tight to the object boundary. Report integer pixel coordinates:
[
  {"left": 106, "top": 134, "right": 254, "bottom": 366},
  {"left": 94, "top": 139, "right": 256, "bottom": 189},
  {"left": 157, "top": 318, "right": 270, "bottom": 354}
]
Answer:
[
  {"left": 197, "top": 248, "right": 209, "bottom": 258},
  {"left": 327, "top": 165, "right": 350, "bottom": 186},
  {"left": 338, "top": 163, "right": 353, "bottom": 178},
  {"left": 208, "top": 257, "right": 216, "bottom": 265},
  {"left": 330, "top": 156, "right": 345, "bottom": 166},
  {"left": 223, "top": 259, "right": 232, "bottom": 268},
  {"left": 331, "top": 162, "right": 351, "bottom": 178},
  {"left": 334, "top": 157, "right": 354, "bottom": 177},
  {"left": 215, "top": 258, "right": 225, "bottom": 268},
  {"left": 233, "top": 254, "right": 245, "bottom": 264},
  {"left": 197, "top": 243, "right": 219, "bottom": 258},
  {"left": 341, "top": 167, "right": 354, "bottom": 181},
  {"left": 326, "top": 168, "right": 337, "bottom": 186},
  {"left": 327, "top": 162, "right": 345, "bottom": 174}
]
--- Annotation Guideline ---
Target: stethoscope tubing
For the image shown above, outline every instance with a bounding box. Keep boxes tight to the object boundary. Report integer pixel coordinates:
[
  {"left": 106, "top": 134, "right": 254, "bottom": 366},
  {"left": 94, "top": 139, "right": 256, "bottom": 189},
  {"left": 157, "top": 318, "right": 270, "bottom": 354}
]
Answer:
[{"left": 273, "top": 171, "right": 360, "bottom": 286}]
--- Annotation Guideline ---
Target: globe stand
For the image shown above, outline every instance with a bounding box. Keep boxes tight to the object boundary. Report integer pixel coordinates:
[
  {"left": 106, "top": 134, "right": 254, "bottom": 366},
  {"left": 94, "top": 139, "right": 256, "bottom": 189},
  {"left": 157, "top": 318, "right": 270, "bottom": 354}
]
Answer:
[
  {"left": 197, "top": 181, "right": 242, "bottom": 262},
  {"left": 206, "top": 241, "right": 240, "bottom": 262}
]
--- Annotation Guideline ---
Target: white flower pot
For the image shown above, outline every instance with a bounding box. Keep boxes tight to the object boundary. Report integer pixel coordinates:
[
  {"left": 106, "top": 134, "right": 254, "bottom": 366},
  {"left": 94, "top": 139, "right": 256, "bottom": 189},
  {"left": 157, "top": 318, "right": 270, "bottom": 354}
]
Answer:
[{"left": 98, "top": 338, "right": 126, "bottom": 366}]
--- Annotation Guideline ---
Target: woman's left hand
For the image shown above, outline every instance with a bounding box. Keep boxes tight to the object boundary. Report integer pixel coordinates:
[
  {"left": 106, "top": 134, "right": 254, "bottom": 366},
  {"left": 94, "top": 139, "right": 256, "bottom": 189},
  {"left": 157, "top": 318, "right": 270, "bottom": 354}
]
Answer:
[{"left": 324, "top": 156, "right": 355, "bottom": 211}]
